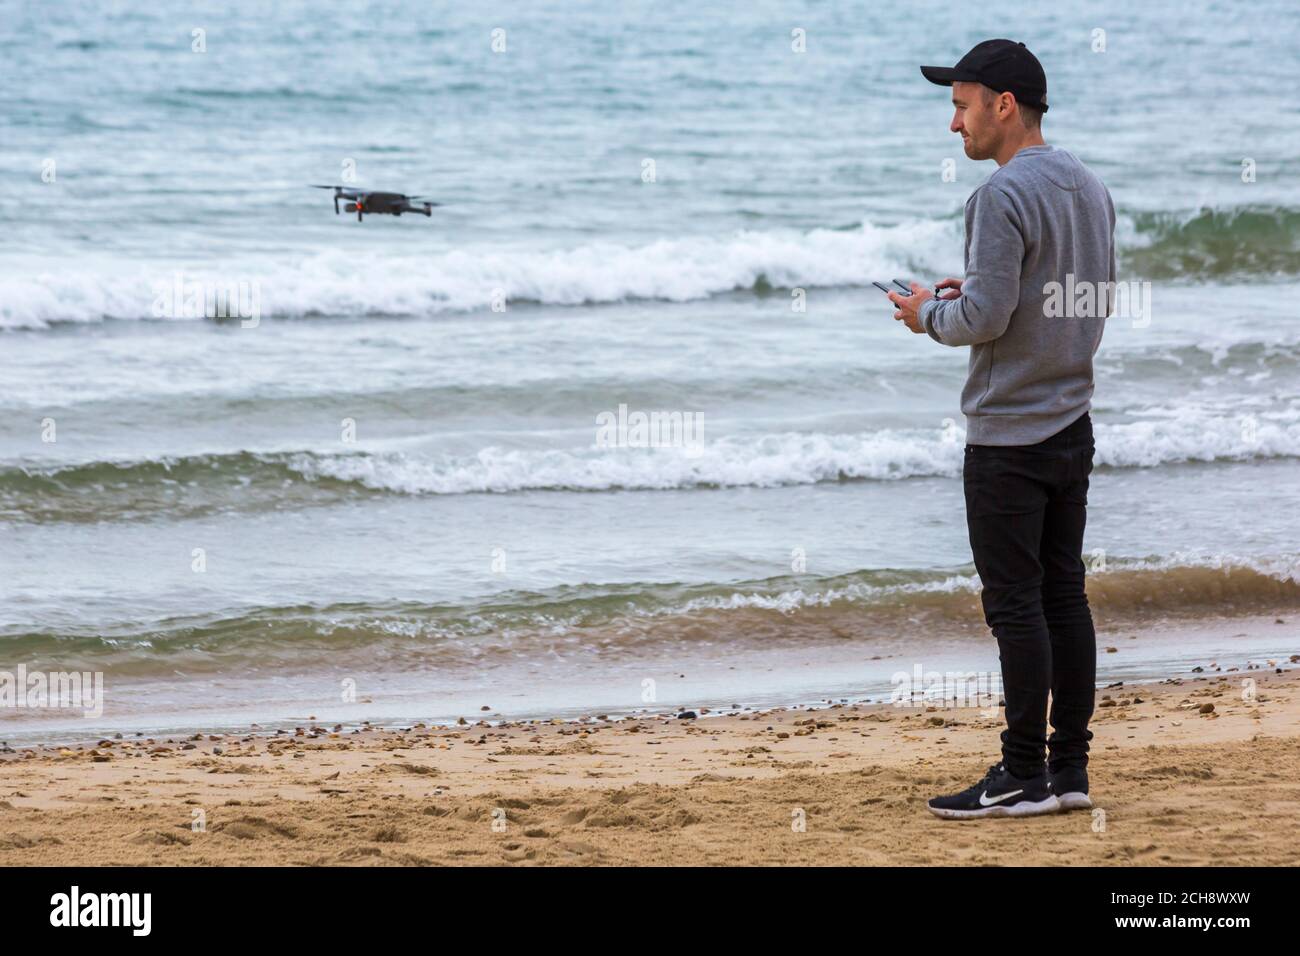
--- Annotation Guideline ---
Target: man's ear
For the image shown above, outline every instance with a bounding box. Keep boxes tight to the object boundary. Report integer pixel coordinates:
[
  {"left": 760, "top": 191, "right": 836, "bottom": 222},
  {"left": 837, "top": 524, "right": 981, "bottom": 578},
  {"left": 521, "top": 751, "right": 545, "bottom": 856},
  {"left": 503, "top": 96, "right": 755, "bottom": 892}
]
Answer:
[{"left": 997, "top": 91, "right": 1018, "bottom": 123}]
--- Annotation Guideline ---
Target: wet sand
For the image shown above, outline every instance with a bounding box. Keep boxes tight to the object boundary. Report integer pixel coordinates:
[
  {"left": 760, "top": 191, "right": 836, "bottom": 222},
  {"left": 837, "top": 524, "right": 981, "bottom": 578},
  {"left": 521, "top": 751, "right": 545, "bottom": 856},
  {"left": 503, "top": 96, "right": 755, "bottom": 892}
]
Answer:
[{"left": 2, "top": 630, "right": 1298, "bottom": 866}]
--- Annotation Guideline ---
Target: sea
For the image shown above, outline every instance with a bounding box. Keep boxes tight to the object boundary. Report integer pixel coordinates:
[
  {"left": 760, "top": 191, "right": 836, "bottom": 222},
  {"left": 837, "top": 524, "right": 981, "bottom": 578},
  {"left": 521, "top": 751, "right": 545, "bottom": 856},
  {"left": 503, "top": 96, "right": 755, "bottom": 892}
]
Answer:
[{"left": 2, "top": 0, "right": 1299, "bottom": 741}]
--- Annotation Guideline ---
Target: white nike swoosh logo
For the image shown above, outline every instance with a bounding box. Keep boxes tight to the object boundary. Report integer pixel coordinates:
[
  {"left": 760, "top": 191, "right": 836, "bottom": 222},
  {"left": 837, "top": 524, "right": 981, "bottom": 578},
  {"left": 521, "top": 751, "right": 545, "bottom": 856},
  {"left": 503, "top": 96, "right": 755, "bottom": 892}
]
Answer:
[{"left": 979, "top": 789, "right": 1023, "bottom": 806}]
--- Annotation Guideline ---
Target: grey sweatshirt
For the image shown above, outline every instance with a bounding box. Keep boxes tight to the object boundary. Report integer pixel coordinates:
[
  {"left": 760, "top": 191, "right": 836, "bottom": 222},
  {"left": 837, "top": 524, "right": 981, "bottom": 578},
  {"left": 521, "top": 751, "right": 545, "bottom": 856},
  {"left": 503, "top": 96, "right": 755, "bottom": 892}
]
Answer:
[{"left": 919, "top": 144, "right": 1116, "bottom": 446}]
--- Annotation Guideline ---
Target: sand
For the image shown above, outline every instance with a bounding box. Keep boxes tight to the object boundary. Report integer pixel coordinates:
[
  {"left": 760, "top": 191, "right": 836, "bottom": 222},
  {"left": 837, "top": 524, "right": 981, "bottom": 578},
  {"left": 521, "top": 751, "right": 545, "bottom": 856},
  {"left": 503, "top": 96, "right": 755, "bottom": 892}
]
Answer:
[{"left": 2, "top": 648, "right": 1299, "bottom": 866}]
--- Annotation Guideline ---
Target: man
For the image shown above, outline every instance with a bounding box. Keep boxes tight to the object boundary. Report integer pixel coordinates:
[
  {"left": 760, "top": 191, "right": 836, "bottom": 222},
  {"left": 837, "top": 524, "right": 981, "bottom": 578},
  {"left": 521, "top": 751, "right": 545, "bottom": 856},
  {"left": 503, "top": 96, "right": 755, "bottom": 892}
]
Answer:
[{"left": 887, "top": 39, "right": 1116, "bottom": 818}]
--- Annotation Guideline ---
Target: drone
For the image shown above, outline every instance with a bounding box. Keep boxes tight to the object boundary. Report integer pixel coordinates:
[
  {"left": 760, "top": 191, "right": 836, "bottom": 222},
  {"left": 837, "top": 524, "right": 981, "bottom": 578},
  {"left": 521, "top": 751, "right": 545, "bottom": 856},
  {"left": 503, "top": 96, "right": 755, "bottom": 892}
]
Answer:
[{"left": 310, "top": 185, "right": 440, "bottom": 221}]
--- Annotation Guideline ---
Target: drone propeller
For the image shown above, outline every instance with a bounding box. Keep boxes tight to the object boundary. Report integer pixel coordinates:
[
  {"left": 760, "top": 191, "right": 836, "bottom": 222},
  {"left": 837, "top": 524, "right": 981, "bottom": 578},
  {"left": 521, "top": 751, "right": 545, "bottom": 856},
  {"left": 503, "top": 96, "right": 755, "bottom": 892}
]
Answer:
[{"left": 310, "top": 184, "right": 364, "bottom": 196}]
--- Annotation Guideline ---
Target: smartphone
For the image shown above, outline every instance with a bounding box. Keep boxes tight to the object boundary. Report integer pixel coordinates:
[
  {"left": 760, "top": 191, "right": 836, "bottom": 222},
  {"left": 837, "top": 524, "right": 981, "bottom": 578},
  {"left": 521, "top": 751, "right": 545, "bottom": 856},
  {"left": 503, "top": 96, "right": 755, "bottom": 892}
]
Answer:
[{"left": 874, "top": 279, "right": 946, "bottom": 300}]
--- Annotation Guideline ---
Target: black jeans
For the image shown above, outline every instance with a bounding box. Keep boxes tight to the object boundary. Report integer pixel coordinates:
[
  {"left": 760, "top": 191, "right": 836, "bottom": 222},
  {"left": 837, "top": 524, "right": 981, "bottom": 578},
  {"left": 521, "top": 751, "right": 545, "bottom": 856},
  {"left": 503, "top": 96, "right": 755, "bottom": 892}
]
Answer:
[{"left": 963, "top": 412, "right": 1096, "bottom": 779}]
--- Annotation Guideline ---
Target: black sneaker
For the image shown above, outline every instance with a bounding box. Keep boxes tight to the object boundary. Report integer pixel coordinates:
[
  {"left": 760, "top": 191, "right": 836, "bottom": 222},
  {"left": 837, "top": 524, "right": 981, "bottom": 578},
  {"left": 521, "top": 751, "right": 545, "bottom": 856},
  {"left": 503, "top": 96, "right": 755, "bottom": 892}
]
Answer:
[
  {"left": 1048, "top": 765, "right": 1092, "bottom": 811},
  {"left": 927, "top": 762, "right": 1060, "bottom": 819}
]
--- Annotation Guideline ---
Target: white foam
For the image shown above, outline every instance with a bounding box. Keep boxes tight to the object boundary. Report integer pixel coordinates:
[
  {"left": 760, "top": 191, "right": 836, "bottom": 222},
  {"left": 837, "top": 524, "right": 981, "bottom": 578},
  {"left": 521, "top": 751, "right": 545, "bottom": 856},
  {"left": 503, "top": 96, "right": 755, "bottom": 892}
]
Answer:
[
  {"left": 671, "top": 574, "right": 982, "bottom": 615},
  {"left": 0, "top": 219, "right": 959, "bottom": 328},
  {"left": 282, "top": 406, "right": 1300, "bottom": 496},
  {"left": 287, "top": 429, "right": 967, "bottom": 494},
  {"left": 1097, "top": 407, "right": 1300, "bottom": 468}
]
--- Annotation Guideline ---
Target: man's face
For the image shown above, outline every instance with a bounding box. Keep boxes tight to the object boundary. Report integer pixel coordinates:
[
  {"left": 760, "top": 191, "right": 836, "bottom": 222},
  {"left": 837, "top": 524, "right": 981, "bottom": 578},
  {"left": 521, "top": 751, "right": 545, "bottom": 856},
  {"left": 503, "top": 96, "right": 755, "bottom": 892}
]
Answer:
[{"left": 950, "top": 81, "right": 999, "bottom": 160}]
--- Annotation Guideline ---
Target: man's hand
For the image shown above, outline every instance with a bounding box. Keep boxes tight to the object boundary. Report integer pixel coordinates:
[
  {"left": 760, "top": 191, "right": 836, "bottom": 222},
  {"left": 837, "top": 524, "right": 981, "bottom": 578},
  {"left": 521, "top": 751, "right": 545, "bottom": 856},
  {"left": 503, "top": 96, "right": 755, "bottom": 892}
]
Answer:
[
  {"left": 935, "top": 277, "right": 963, "bottom": 300},
  {"left": 887, "top": 282, "right": 935, "bottom": 334}
]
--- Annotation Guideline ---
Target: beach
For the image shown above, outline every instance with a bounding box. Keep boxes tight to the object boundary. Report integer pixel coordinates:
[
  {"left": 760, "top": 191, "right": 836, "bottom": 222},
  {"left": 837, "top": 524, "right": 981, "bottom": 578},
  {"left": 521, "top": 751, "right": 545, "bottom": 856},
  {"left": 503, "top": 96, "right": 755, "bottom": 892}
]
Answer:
[
  {"left": 5, "top": 1, "right": 1300, "bottom": 745},
  {"left": 4, "top": 1, "right": 1300, "bottom": 875},
  {"left": 4, "top": 615, "right": 1297, "bottom": 867}
]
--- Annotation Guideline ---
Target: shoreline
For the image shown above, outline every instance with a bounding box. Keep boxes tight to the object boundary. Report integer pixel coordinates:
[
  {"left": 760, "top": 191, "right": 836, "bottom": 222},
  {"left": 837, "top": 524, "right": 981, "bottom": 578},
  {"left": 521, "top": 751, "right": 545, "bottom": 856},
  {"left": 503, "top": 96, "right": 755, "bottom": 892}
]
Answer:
[
  {"left": 3, "top": 610, "right": 1298, "bottom": 750},
  {"left": 2, "top": 623, "right": 1298, "bottom": 866}
]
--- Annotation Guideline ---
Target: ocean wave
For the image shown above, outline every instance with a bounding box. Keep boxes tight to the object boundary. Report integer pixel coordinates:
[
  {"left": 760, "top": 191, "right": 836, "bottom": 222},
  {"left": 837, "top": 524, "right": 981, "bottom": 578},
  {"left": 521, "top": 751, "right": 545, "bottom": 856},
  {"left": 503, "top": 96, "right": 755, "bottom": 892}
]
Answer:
[
  {"left": 280, "top": 410, "right": 1300, "bottom": 492},
  {"left": 0, "top": 219, "right": 958, "bottom": 329},
  {"left": 1125, "top": 204, "right": 1300, "bottom": 279},
  {"left": 5, "top": 409, "right": 1300, "bottom": 520},
  {"left": 4, "top": 559, "right": 1297, "bottom": 674},
  {"left": 6, "top": 203, "right": 1295, "bottom": 329},
  {"left": 0, "top": 433, "right": 963, "bottom": 521},
  {"left": 287, "top": 430, "right": 964, "bottom": 494}
]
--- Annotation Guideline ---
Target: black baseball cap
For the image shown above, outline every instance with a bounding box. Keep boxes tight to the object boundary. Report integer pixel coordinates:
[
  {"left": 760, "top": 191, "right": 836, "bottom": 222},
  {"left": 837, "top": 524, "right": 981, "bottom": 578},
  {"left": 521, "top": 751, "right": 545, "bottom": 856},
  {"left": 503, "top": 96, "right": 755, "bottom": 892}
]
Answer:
[{"left": 920, "top": 39, "right": 1049, "bottom": 112}]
